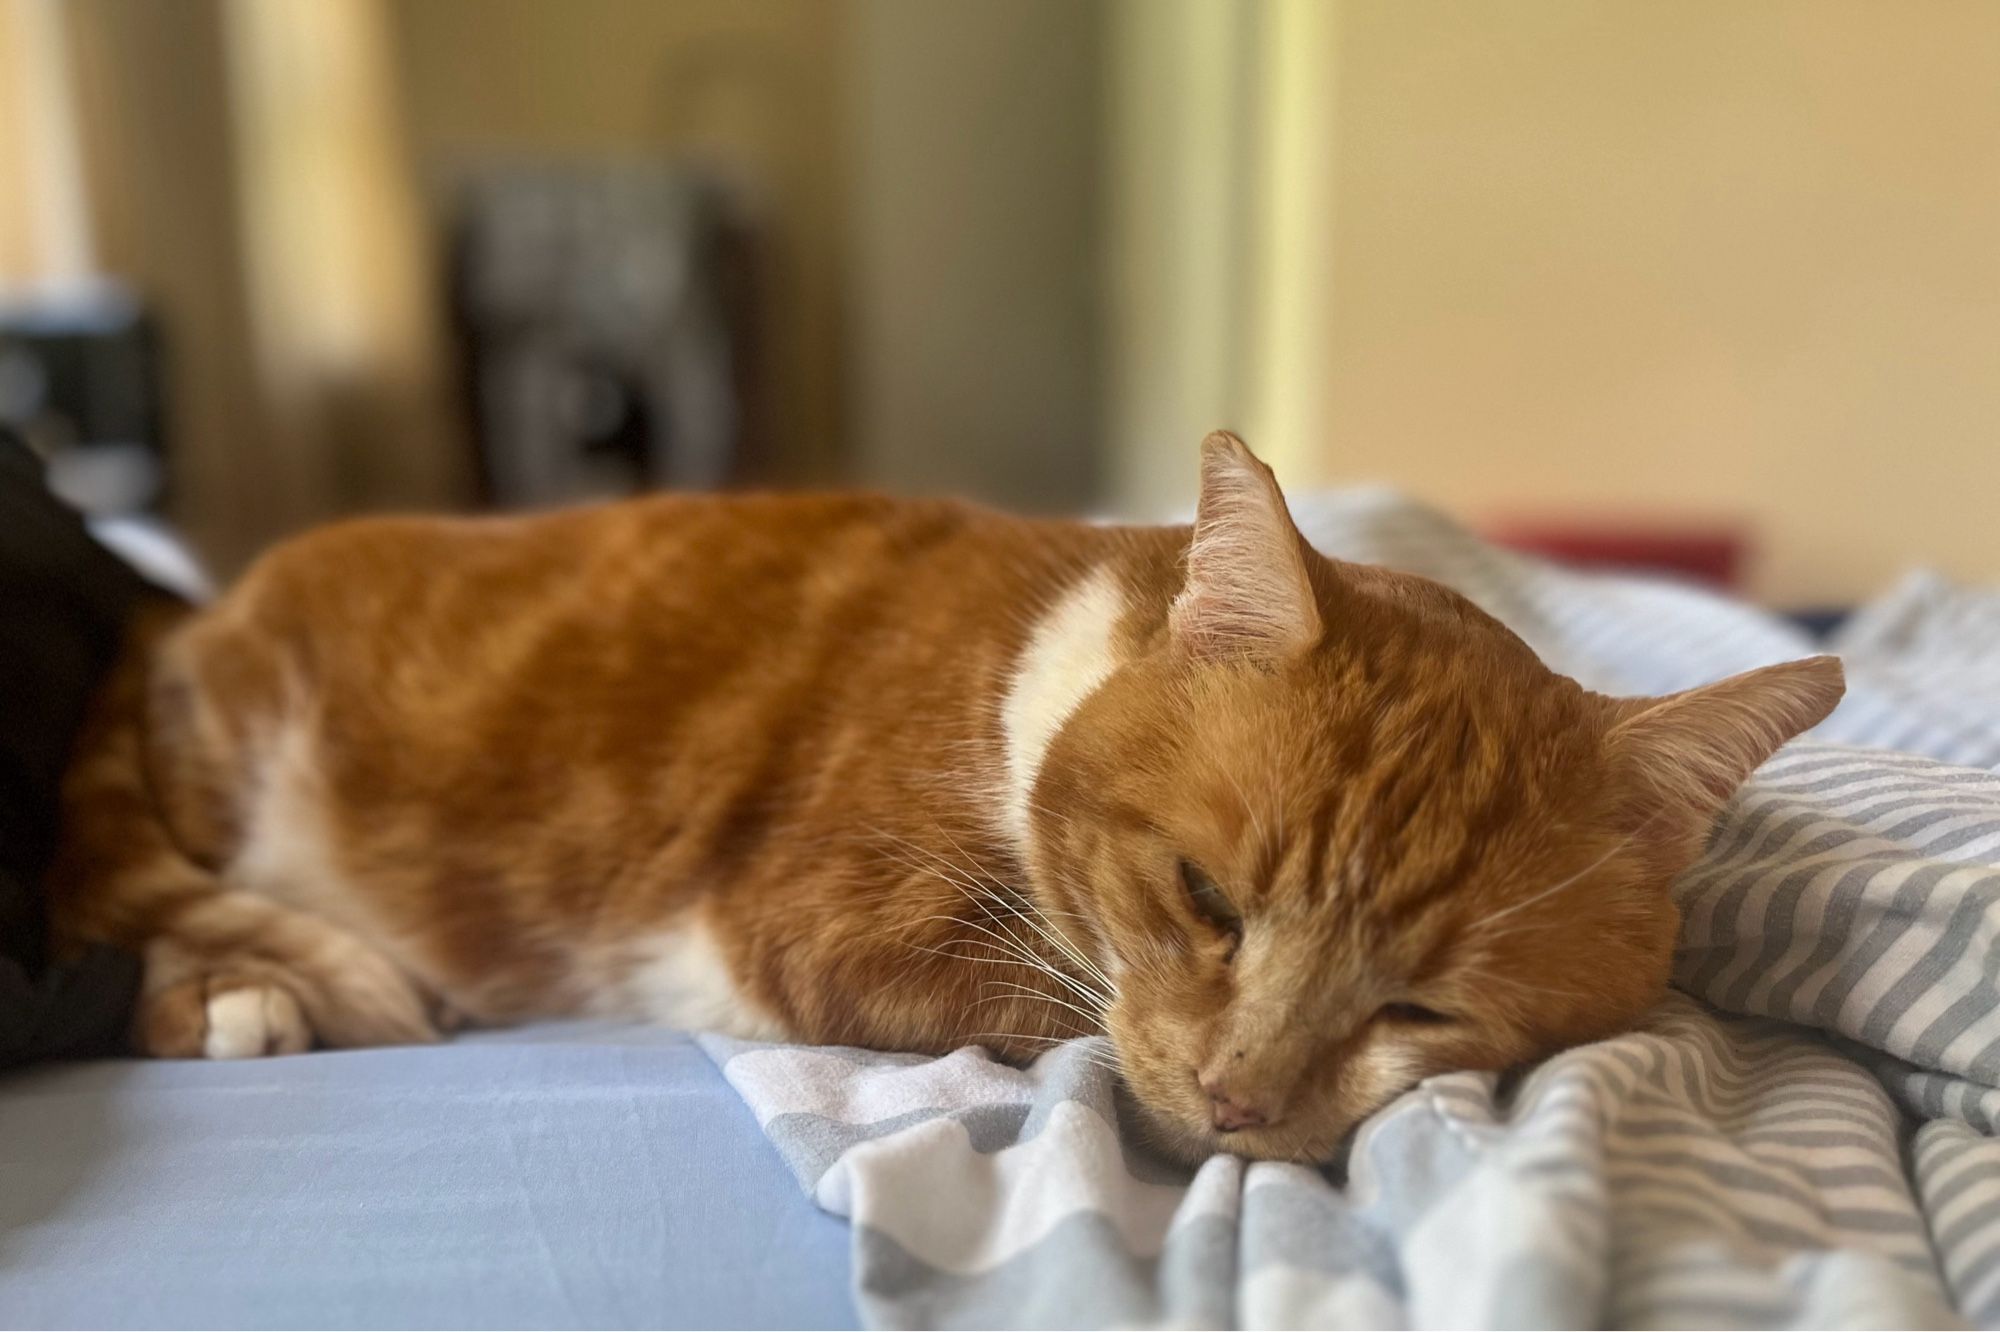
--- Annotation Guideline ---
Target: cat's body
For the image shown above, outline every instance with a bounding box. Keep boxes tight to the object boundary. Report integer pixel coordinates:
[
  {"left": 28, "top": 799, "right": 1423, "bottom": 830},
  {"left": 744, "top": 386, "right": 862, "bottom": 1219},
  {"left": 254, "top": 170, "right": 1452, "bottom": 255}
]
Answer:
[
  {"left": 47, "top": 435, "right": 1844, "bottom": 1162},
  {"left": 51, "top": 491, "right": 1132, "bottom": 1053}
]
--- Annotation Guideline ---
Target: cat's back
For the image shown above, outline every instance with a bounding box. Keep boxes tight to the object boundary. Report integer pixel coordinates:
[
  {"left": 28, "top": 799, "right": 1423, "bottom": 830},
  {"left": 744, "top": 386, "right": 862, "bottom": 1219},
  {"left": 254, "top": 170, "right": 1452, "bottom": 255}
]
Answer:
[
  {"left": 124, "top": 487, "right": 1138, "bottom": 1016},
  {"left": 207, "top": 489, "right": 1034, "bottom": 690},
  {"left": 164, "top": 488, "right": 1126, "bottom": 806},
  {"left": 222, "top": 488, "right": 974, "bottom": 646}
]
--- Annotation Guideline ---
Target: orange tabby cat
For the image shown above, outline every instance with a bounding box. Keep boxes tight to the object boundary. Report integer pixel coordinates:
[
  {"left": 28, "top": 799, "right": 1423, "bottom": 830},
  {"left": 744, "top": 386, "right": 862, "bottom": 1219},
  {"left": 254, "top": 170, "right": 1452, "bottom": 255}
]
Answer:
[{"left": 46, "top": 433, "right": 1842, "bottom": 1163}]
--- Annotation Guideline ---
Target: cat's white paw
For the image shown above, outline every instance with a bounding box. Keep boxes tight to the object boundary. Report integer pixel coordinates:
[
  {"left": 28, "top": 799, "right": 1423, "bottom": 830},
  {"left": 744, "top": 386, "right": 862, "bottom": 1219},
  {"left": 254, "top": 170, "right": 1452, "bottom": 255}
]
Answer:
[{"left": 202, "top": 983, "right": 311, "bottom": 1058}]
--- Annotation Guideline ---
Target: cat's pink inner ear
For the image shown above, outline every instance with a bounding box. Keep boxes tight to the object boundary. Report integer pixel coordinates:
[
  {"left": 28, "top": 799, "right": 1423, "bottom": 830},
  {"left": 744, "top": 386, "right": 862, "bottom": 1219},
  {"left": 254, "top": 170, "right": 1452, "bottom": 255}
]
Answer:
[
  {"left": 1169, "top": 431, "right": 1323, "bottom": 662},
  {"left": 1610, "top": 655, "right": 1846, "bottom": 815}
]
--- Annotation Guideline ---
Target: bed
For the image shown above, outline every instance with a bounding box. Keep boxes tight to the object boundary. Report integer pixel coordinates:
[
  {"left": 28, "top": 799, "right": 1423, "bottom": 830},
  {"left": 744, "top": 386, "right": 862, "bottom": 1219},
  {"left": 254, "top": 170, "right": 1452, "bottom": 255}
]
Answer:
[{"left": 0, "top": 1024, "right": 854, "bottom": 1329}]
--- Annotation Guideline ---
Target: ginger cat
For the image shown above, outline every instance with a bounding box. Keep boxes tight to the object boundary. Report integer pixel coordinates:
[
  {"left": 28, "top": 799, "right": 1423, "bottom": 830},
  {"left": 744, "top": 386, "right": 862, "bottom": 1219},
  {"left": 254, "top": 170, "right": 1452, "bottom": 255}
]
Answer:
[{"left": 46, "top": 434, "right": 1842, "bottom": 1163}]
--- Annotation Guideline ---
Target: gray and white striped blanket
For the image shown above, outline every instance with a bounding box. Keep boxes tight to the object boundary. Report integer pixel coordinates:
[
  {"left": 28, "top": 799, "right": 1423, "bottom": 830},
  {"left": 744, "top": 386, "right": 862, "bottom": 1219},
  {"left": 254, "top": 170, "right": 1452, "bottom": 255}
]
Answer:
[{"left": 703, "top": 491, "right": 2000, "bottom": 1329}]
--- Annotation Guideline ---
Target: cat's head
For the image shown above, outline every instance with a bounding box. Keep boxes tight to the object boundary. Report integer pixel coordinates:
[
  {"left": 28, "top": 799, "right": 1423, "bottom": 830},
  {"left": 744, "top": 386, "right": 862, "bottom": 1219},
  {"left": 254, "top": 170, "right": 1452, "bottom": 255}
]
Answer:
[{"left": 1029, "top": 432, "right": 1843, "bottom": 1163}]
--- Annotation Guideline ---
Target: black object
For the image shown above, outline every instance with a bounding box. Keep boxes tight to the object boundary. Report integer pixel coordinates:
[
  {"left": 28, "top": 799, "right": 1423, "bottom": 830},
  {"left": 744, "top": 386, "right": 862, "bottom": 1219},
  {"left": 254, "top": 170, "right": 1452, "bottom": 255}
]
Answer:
[
  {"left": 0, "top": 428, "right": 169, "bottom": 1069},
  {"left": 1784, "top": 607, "right": 1852, "bottom": 642},
  {"left": 0, "top": 285, "right": 167, "bottom": 518},
  {"left": 449, "top": 166, "right": 759, "bottom": 508}
]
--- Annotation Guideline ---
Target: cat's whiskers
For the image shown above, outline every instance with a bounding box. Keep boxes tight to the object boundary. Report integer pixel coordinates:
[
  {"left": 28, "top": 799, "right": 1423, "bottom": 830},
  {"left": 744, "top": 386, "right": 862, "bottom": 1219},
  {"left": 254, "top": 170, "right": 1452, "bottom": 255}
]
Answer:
[
  {"left": 1473, "top": 824, "right": 1646, "bottom": 935},
  {"left": 924, "top": 897, "right": 1120, "bottom": 1056},
  {"left": 897, "top": 884, "right": 1101, "bottom": 988},
  {"left": 866, "top": 835, "right": 1116, "bottom": 1015},
  {"left": 872, "top": 848, "right": 1050, "bottom": 961},
  {"left": 1465, "top": 969, "right": 1595, "bottom": 1007},
  {"left": 969, "top": 979, "right": 1106, "bottom": 1030},
  {"left": 878, "top": 821, "right": 1118, "bottom": 1003},
  {"left": 998, "top": 1031, "right": 1121, "bottom": 1076},
  {"left": 903, "top": 923, "right": 1110, "bottom": 1011},
  {"left": 901, "top": 933, "right": 1093, "bottom": 990},
  {"left": 929, "top": 820, "right": 1114, "bottom": 985},
  {"left": 961, "top": 990, "right": 1107, "bottom": 1053},
  {"left": 963, "top": 1029, "right": 1123, "bottom": 1076}
]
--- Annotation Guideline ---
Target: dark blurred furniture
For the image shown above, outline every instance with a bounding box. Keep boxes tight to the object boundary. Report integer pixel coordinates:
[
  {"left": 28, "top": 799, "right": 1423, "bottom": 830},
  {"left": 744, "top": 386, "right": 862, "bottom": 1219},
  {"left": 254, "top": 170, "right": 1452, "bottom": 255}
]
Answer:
[
  {"left": 0, "top": 284, "right": 167, "bottom": 520},
  {"left": 449, "top": 166, "right": 761, "bottom": 509}
]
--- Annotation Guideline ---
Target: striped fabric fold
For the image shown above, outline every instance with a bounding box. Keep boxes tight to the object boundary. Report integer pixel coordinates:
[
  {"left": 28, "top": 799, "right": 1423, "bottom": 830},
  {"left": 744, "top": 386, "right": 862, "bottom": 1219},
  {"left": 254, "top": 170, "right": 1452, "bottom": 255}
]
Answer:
[{"left": 703, "top": 491, "right": 2000, "bottom": 1329}]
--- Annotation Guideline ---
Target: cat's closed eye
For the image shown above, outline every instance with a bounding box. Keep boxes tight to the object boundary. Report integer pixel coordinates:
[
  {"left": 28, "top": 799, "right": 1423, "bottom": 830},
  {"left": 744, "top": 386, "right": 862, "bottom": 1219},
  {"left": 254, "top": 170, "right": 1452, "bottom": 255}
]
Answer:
[
  {"left": 1178, "top": 860, "right": 1241, "bottom": 940},
  {"left": 1376, "top": 1002, "right": 1455, "bottom": 1026}
]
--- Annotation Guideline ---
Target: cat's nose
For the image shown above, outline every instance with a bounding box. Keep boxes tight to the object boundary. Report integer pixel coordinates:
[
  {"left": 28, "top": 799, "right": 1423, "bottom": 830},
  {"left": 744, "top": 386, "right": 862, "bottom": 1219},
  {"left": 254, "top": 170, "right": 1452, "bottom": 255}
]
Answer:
[{"left": 1201, "top": 1079, "right": 1271, "bottom": 1133}]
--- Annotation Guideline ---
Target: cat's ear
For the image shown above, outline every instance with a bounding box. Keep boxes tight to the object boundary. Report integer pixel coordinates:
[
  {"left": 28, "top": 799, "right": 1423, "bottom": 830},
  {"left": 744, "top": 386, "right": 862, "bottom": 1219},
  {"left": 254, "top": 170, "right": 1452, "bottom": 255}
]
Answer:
[
  {"left": 1608, "top": 656, "right": 1845, "bottom": 821},
  {"left": 1169, "top": 431, "right": 1322, "bottom": 662}
]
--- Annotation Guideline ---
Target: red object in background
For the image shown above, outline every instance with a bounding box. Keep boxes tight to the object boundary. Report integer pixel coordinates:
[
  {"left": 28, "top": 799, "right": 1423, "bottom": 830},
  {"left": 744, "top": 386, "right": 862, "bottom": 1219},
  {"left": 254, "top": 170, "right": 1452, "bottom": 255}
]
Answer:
[{"left": 1484, "top": 518, "right": 1749, "bottom": 592}]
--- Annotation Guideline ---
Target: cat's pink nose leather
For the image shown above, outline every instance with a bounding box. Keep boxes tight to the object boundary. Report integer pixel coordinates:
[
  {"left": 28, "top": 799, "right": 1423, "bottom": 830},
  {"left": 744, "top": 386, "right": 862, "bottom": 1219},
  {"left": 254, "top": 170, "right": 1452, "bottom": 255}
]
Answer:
[{"left": 1203, "top": 1083, "right": 1270, "bottom": 1133}]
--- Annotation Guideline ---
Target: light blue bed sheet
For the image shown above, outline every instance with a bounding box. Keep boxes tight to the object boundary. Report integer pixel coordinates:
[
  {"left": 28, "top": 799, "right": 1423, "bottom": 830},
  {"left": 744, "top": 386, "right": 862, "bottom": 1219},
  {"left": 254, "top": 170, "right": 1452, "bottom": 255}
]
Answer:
[{"left": 0, "top": 1023, "right": 857, "bottom": 1329}]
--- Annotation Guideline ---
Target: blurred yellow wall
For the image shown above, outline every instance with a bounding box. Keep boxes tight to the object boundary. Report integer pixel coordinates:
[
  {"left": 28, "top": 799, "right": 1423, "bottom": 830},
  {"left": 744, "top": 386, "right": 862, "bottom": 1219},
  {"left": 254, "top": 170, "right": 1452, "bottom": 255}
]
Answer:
[
  {"left": 844, "top": 0, "right": 1102, "bottom": 512},
  {"left": 1319, "top": 0, "right": 2000, "bottom": 605},
  {"left": 0, "top": 9, "right": 39, "bottom": 282},
  {"left": 0, "top": 0, "right": 90, "bottom": 286},
  {"left": 1119, "top": 0, "right": 2000, "bottom": 606}
]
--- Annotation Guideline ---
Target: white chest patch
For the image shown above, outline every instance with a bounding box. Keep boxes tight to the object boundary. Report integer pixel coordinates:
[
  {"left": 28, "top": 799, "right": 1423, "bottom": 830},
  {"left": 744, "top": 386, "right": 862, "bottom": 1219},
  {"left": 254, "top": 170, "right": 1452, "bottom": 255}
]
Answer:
[
  {"left": 1000, "top": 564, "right": 1128, "bottom": 857},
  {"left": 616, "top": 916, "right": 790, "bottom": 1041}
]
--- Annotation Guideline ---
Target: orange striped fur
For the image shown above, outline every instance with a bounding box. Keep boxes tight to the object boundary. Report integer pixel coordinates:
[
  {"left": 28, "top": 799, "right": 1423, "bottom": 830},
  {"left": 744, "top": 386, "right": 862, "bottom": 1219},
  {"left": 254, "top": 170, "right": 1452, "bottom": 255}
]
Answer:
[{"left": 45, "top": 434, "right": 1843, "bottom": 1161}]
